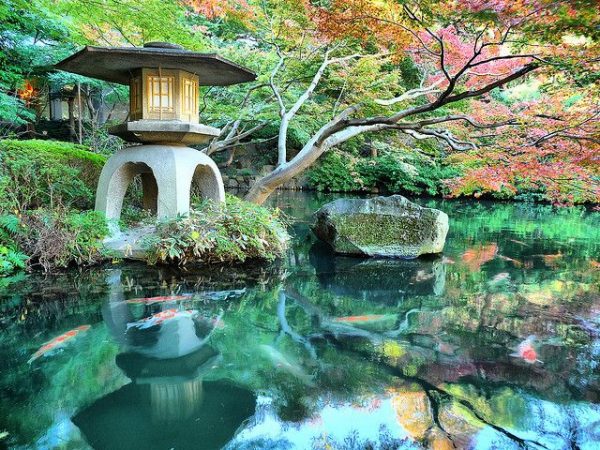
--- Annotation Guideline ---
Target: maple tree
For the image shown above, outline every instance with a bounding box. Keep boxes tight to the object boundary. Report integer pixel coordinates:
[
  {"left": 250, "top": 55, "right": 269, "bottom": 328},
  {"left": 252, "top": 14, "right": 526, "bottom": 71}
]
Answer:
[{"left": 185, "top": 0, "right": 600, "bottom": 204}]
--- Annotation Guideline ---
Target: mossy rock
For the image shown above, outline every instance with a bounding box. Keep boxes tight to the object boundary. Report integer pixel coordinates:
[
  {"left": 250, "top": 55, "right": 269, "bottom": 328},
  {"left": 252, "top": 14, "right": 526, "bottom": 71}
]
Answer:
[{"left": 311, "top": 195, "right": 448, "bottom": 258}]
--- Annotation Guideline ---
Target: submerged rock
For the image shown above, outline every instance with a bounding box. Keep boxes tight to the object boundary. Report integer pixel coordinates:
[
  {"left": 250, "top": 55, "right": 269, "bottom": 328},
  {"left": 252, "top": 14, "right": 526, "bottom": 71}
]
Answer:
[{"left": 312, "top": 195, "right": 449, "bottom": 258}]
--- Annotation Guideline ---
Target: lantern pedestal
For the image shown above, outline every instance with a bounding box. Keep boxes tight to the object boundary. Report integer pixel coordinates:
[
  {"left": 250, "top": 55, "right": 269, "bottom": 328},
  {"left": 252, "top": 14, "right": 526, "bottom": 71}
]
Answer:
[{"left": 95, "top": 145, "right": 225, "bottom": 227}]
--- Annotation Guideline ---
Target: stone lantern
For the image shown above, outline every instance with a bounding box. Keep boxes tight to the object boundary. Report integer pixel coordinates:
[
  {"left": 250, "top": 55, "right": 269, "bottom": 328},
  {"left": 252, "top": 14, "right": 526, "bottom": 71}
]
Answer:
[{"left": 55, "top": 42, "right": 255, "bottom": 225}]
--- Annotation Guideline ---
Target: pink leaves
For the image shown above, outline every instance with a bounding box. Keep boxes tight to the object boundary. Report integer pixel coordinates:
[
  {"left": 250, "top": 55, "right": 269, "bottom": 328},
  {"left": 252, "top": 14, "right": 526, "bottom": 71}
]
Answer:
[{"left": 413, "top": 25, "right": 533, "bottom": 91}]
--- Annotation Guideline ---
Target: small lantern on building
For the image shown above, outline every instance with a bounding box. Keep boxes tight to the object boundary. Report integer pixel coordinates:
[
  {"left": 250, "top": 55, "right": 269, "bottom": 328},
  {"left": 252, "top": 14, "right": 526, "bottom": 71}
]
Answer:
[{"left": 55, "top": 42, "right": 255, "bottom": 227}]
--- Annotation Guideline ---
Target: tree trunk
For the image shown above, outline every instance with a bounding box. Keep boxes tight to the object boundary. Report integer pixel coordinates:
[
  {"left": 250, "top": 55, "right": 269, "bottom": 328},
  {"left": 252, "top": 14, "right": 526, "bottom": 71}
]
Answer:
[
  {"left": 67, "top": 97, "right": 76, "bottom": 142},
  {"left": 245, "top": 143, "right": 325, "bottom": 204}
]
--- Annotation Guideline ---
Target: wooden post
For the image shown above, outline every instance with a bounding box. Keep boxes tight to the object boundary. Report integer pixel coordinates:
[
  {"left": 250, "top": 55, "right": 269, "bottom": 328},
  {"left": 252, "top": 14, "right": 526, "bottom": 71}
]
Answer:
[{"left": 77, "top": 82, "right": 83, "bottom": 144}]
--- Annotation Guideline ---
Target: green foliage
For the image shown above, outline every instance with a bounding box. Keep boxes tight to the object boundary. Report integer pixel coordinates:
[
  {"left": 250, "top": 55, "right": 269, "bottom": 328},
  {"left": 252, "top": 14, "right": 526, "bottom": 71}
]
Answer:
[
  {"left": 144, "top": 195, "right": 289, "bottom": 266},
  {"left": 6, "top": 209, "right": 108, "bottom": 272},
  {"left": 307, "top": 145, "right": 461, "bottom": 196},
  {"left": 0, "top": 213, "right": 28, "bottom": 275},
  {"left": 0, "top": 246, "right": 27, "bottom": 275},
  {"left": 306, "top": 151, "right": 362, "bottom": 192},
  {"left": 0, "top": 139, "right": 106, "bottom": 211}
]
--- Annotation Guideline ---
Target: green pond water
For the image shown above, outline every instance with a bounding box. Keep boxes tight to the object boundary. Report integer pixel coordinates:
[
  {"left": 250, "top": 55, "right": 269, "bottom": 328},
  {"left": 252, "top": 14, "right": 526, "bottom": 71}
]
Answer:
[{"left": 1, "top": 192, "right": 599, "bottom": 450}]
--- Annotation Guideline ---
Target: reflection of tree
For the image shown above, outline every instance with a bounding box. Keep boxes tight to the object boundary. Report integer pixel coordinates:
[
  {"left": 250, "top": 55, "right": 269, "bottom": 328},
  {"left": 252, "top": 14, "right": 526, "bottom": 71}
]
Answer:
[{"left": 273, "top": 281, "right": 598, "bottom": 448}]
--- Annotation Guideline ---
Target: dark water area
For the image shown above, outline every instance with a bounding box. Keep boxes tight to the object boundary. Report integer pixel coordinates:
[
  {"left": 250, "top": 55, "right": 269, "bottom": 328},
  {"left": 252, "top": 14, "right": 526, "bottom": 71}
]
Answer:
[{"left": 1, "top": 191, "right": 599, "bottom": 449}]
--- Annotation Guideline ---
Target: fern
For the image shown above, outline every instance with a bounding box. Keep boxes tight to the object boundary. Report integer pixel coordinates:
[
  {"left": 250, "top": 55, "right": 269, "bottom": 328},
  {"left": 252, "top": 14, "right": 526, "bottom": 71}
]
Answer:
[{"left": 0, "top": 214, "right": 20, "bottom": 235}]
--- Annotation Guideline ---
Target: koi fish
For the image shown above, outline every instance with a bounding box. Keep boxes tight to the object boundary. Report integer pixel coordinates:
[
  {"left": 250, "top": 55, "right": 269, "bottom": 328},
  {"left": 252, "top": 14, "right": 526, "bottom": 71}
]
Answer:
[
  {"left": 462, "top": 244, "right": 498, "bottom": 271},
  {"left": 510, "top": 336, "right": 542, "bottom": 364},
  {"left": 590, "top": 260, "right": 600, "bottom": 269},
  {"left": 497, "top": 255, "right": 523, "bottom": 267},
  {"left": 332, "top": 314, "right": 386, "bottom": 323},
  {"left": 126, "top": 309, "right": 196, "bottom": 330},
  {"left": 533, "top": 253, "right": 563, "bottom": 266},
  {"left": 509, "top": 239, "right": 529, "bottom": 246},
  {"left": 259, "top": 344, "right": 315, "bottom": 386},
  {"left": 441, "top": 256, "right": 455, "bottom": 264},
  {"left": 488, "top": 272, "right": 510, "bottom": 286},
  {"left": 415, "top": 270, "right": 434, "bottom": 282},
  {"left": 28, "top": 325, "right": 91, "bottom": 364},
  {"left": 126, "top": 295, "right": 191, "bottom": 305}
]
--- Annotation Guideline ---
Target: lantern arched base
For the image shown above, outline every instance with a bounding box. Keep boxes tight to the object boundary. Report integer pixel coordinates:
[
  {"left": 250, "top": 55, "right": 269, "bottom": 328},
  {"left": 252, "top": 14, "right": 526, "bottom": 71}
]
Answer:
[{"left": 95, "top": 145, "right": 225, "bottom": 231}]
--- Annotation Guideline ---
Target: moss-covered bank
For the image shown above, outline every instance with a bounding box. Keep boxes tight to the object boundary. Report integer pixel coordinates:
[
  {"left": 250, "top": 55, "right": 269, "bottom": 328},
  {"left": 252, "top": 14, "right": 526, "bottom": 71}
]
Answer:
[{"left": 0, "top": 139, "right": 106, "bottom": 211}]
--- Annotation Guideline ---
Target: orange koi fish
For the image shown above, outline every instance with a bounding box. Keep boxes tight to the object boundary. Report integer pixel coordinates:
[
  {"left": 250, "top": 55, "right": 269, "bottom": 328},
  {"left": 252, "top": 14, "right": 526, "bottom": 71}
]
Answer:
[
  {"left": 126, "top": 309, "right": 196, "bottom": 330},
  {"left": 510, "top": 336, "right": 542, "bottom": 364},
  {"left": 589, "top": 260, "right": 600, "bottom": 269},
  {"left": 333, "top": 315, "right": 386, "bottom": 323},
  {"left": 126, "top": 295, "right": 191, "bottom": 305},
  {"left": 28, "top": 325, "right": 91, "bottom": 364},
  {"left": 461, "top": 244, "right": 498, "bottom": 271}
]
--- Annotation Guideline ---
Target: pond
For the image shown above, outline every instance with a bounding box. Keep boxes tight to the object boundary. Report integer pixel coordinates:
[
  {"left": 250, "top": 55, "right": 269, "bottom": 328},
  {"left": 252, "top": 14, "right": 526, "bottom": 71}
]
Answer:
[{"left": 1, "top": 191, "right": 599, "bottom": 449}]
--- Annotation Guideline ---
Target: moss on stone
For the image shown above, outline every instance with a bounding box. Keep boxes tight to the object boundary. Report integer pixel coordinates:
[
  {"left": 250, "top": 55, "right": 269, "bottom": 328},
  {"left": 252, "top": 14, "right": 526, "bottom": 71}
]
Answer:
[{"left": 312, "top": 195, "right": 448, "bottom": 257}]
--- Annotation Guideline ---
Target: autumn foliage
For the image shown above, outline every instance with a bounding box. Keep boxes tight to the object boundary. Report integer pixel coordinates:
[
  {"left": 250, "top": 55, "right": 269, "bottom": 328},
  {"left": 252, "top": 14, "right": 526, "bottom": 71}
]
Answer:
[{"left": 303, "top": 0, "right": 599, "bottom": 204}]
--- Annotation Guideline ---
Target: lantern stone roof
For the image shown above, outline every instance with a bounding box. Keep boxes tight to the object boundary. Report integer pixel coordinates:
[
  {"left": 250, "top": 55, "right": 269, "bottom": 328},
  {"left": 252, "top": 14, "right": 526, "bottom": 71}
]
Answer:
[{"left": 54, "top": 42, "right": 256, "bottom": 86}]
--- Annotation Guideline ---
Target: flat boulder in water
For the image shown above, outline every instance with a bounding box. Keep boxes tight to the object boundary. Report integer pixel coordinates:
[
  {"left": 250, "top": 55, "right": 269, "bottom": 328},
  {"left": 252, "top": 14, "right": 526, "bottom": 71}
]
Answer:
[{"left": 311, "top": 195, "right": 449, "bottom": 258}]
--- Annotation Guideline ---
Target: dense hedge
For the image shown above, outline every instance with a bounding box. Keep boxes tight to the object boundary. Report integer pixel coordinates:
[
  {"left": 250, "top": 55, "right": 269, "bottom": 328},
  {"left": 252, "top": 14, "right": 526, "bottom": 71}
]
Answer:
[{"left": 0, "top": 139, "right": 106, "bottom": 211}]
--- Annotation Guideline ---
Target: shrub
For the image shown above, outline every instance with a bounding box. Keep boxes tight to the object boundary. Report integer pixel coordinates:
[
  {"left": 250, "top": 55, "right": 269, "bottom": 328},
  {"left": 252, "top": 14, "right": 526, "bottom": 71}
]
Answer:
[
  {"left": 144, "top": 195, "right": 289, "bottom": 266},
  {"left": 307, "top": 149, "right": 460, "bottom": 196},
  {"left": 306, "top": 151, "right": 362, "bottom": 192},
  {"left": 10, "top": 209, "right": 108, "bottom": 272},
  {"left": 0, "top": 139, "right": 106, "bottom": 211}
]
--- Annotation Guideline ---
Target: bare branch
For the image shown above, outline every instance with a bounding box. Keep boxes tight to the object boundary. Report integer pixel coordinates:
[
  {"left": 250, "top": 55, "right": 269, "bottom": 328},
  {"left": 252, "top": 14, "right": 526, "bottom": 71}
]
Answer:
[
  {"left": 270, "top": 48, "right": 287, "bottom": 118},
  {"left": 375, "top": 78, "right": 444, "bottom": 106}
]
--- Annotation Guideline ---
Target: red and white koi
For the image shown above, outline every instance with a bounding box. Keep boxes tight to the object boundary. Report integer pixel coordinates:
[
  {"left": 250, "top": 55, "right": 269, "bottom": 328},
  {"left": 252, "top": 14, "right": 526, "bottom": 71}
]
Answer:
[
  {"left": 28, "top": 325, "right": 91, "bottom": 364},
  {"left": 332, "top": 314, "right": 386, "bottom": 324},
  {"left": 126, "top": 309, "right": 196, "bottom": 330},
  {"left": 510, "top": 336, "right": 542, "bottom": 364},
  {"left": 125, "top": 295, "right": 191, "bottom": 305}
]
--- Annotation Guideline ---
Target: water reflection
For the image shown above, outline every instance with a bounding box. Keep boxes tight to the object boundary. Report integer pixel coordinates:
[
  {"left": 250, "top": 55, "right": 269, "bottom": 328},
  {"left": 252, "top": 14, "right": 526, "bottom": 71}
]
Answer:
[
  {"left": 73, "top": 270, "right": 256, "bottom": 450},
  {"left": 0, "top": 193, "right": 599, "bottom": 449},
  {"left": 310, "top": 242, "right": 446, "bottom": 302}
]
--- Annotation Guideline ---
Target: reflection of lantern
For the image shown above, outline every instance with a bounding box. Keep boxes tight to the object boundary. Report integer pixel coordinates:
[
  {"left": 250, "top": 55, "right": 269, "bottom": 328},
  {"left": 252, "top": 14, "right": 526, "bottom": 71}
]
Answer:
[
  {"left": 149, "top": 378, "right": 203, "bottom": 424},
  {"left": 72, "top": 346, "right": 257, "bottom": 449}
]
